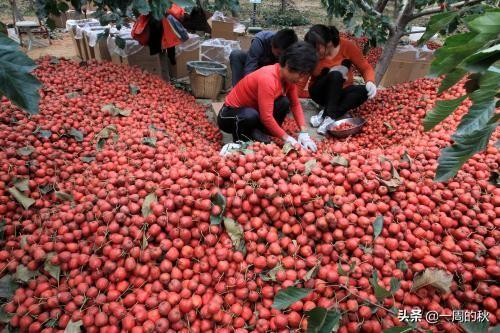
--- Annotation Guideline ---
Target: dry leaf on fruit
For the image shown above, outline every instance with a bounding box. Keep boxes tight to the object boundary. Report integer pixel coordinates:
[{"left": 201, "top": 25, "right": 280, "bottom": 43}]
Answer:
[{"left": 411, "top": 268, "right": 453, "bottom": 294}]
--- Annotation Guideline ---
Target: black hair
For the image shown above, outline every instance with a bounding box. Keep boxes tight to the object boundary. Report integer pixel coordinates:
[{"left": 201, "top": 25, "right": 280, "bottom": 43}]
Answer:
[
  {"left": 279, "top": 41, "right": 318, "bottom": 73},
  {"left": 304, "top": 24, "right": 340, "bottom": 48},
  {"left": 271, "top": 28, "right": 299, "bottom": 51}
]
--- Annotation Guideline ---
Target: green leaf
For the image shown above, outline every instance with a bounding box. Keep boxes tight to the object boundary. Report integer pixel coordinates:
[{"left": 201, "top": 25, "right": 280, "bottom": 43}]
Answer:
[
  {"left": 429, "top": 32, "right": 495, "bottom": 77},
  {"left": 102, "top": 104, "right": 131, "bottom": 117},
  {"left": 261, "top": 264, "right": 284, "bottom": 282},
  {"left": 17, "top": 146, "right": 35, "bottom": 156},
  {"left": 44, "top": 256, "right": 60, "bottom": 282},
  {"left": 132, "top": 0, "right": 150, "bottom": 14},
  {"left": 69, "top": 128, "right": 84, "bottom": 142},
  {"left": 304, "top": 261, "right": 321, "bottom": 282},
  {"left": 46, "top": 18, "right": 56, "bottom": 30},
  {"left": 304, "top": 159, "right": 317, "bottom": 176},
  {"left": 282, "top": 142, "right": 297, "bottom": 155},
  {"left": 418, "top": 11, "right": 459, "bottom": 45},
  {"left": 438, "top": 69, "right": 468, "bottom": 93},
  {"left": 13, "top": 178, "right": 29, "bottom": 192},
  {"left": 142, "top": 137, "right": 157, "bottom": 147},
  {"left": 141, "top": 193, "right": 158, "bottom": 217},
  {"left": 64, "top": 320, "right": 83, "bottom": 333},
  {"left": 129, "top": 84, "right": 140, "bottom": 95},
  {"left": 454, "top": 70, "right": 499, "bottom": 137},
  {"left": 390, "top": 277, "right": 400, "bottom": 293},
  {"left": 383, "top": 122, "right": 393, "bottom": 130},
  {"left": 461, "top": 44, "right": 500, "bottom": 73},
  {"left": 373, "top": 215, "right": 383, "bottom": 239},
  {"left": 272, "top": 287, "right": 313, "bottom": 310},
  {"left": 81, "top": 156, "right": 95, "bottom": 163},
  {"left": 0, "top": 305, "right": 13, "bottom": 323},
  {"left": 14, "top": 265, "right": 39, "bottom": 283},
  {"left": 306, "top": 307, "right": 341, "bottom": 333},
  {"left": 57, "top": 1, "right": 69, "bottom": 12},
  {"left": 466, "top": 10, "right": 500, "bottom": 34},
  {"left": 370, "top": 271, "right": 391, "bottom": 300},
  {"left": 460, "top": 318, "right": 490, "bottom": 333},
  {"left": 171, "top": 0, "right": 195, "bottom": 7},
  {"left": 397, "top": 260, "right": 408, "bottom": 272},
  {"left": 19, "top": 236, "right": 27, "bottom": 249},
  {"left": 34, "top": 127, "right": 52, "bottom": 138},
  {"left": 423, "top": 96, "right": 468, "bottom": 132},
  {"left": 39, "top": 184, "right": 54, "bottom": 195},
  {"left": 210, "top": 191, "right": 226, "bottom": 225},
  {"left": 95, "top": 125, "right": 118, "bottom": 151},
  {"left": 65, "top": 92, "right": 79, "bottom": 99},
  {"left": 489, "top": 171, "right": 499, "bottom": 186},
  {"left": 0, "top": 219, "right": 5, "bottom": 241},
  {"left": 337, "top": 261, "right": 349, "bottom": 276},
  {"left": 0, "top": 275, "right": 18, "bottom": 299},
  {"left": 55, "top": 191, "right": 73, "bottom": 202},
  {"left": 223, "top": 217, "right": 246, "bottom": 254},
  {"left": 435, "top": 118, "right": 498, "bottom": 181},
  {"left": 0, "top": 34, "right": 41, "bottom": 114},
  {"left": 330, "top": 154, "right": 349, "bottom": 167},
  {"left": 383, "top": 327, "right": 415, "bottom": 333},
  {"left": 8, "top": 187, "right": 35, "bottom": 210},
  {"left": 150, "top": 0, "right": 170, "bottom": 20}
]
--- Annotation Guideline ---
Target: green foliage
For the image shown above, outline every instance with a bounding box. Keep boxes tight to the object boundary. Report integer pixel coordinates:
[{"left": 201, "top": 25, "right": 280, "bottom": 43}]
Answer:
[
  {"left": 420, "top": 7, "right": 499, "bottom": 181},
  {"left": 306, "top": 307, "right": 341, "bottom": 333},
  {"left": 0, "top": 33, "right": 41, "bottom": 115},
  {"left": 261, "top": 7, "right": 310, "bottom": 27}
]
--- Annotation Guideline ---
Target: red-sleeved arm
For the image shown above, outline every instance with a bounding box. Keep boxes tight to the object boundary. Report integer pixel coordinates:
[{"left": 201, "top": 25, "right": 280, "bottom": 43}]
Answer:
[
  {"left": 345, "top": 40, "right": 375, "bottom": 83},
  {"left": 287, "top": 84, "right": 305, "bottom": 128},
  {"left": 258, "top": 82, "right": 286, "bottom": 138}
]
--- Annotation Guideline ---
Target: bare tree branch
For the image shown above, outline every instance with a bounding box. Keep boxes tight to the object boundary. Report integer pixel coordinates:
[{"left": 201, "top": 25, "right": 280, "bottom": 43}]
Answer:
[
  {"left": 352, "top": 0, "right": 383, "bottom": 17},
  {"left": 375, "top": 0, "right": 390, "bottom": 13},
  {"left": 352, "top": 0, "right": 397, "bottom": 32},
  {"left": 409, "top": 0, "right": 483, "bottom": 21}
]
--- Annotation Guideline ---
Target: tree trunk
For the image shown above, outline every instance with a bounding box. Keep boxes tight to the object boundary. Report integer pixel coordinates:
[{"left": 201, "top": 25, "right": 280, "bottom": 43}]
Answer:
[
  {"left": 10, "top": 0, "right": 24, "bottom": 22},
  {"left": 281, "top": 0, "right": 287, "bottom": 12},
  {"left": 375, "top": 30, "right": 403, "bottom": 84}
]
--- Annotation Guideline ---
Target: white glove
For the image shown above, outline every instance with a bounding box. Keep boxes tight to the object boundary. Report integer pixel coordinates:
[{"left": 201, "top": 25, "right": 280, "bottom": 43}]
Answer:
[
  {"left": 366, "top": 81, "right": 377, "bottom": 99},
  {"left": 284, "top": 136, "right": 298, "bottom": 146},
  {"left": 298, "top": 132, "right": 317, "bottom": 152},
  {"left": 329, "top": 65, "right": 348, "bottom": 80},
  {"left": 219, "top": 143, "right": 241, "bottom": 156}
]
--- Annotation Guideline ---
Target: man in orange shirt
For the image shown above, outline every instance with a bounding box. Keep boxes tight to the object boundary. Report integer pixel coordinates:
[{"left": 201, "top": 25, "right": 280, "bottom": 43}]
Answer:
[
  {"left": 218, "top": 42, "right": 318, "bottom": 152},
  {"left": 300, "top": 25, "right": 377, "bottom": 135}
]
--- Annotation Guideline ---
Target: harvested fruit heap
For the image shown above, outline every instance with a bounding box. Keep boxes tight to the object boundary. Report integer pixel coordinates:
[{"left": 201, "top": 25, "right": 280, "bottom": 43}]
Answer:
[{"left": 0, "top": 57, "right": 498, "bottom": 333}]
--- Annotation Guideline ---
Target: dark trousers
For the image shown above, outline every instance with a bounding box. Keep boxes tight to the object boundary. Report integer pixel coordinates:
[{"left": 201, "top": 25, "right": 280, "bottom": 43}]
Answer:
[
  {"left": 218, "top": 96, "right": 290, "bottom": 142},
  {"left": 229, "top": 50, "right": 248, "bottom": 86},
  {"left": 309, "top": 71, "right": 368, "bottom": 119}
]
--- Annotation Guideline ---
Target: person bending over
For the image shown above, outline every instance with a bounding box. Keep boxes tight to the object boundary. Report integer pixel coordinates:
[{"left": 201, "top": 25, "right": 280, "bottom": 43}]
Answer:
[
  {"left": 299, "top": 25, "right": 377, "bottom": 135},
  {"left": 218, "top": 42, "right": 318, "bottom": 152},
  {"left": 229, "top": 29, "right": 298, "bottom": 86}
]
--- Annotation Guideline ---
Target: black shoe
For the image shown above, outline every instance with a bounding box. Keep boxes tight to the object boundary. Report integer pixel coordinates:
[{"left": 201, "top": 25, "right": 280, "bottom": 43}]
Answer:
[{"left": 250, "top": 128, "right": 271, "bottom": 143}]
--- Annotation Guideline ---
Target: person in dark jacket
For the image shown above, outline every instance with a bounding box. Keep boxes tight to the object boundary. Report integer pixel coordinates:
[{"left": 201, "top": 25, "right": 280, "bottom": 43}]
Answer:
[{"left": 229, "top": 29, "right": 298, "bottom": 86}]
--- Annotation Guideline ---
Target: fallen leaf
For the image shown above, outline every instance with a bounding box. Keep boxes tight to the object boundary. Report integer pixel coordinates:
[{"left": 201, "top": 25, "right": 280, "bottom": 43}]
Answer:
[{"left": 411, "top": 268, "right": 453, "bottom": 294}]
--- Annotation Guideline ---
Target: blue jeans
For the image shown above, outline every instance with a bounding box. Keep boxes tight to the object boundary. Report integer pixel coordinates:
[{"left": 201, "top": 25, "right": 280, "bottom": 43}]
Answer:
[{"left": 229, "top": 50, "right": 248, "bottom": 86}]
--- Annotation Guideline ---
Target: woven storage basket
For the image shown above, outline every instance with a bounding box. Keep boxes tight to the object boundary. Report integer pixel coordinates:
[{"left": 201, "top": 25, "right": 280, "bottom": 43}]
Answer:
[{"left": 187, "top": 61, "right": 227, "bottom": 99}]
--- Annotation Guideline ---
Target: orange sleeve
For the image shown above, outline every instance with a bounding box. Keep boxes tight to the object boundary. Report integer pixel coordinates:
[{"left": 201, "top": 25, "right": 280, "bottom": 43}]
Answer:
[
  {"left": 296, "top": 76, "right": 310, "bottom": 98},
  {"left": 345, "top": 40, "right": 375, "bottom": 83}
]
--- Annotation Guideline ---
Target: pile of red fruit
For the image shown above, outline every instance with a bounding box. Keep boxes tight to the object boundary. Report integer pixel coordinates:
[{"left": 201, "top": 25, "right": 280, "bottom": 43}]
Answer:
[
  {"left": 331, "top": 122, "right": 356, "bottom": 131},
  {"left": 0, "top": 57, "right": 498, "bottom": 333}
]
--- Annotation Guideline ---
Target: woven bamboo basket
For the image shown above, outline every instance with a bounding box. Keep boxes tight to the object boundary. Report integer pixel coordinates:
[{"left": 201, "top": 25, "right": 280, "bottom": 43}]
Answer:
[{"left": 187, "top": 61, "right": 227, "bottom": 99}]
